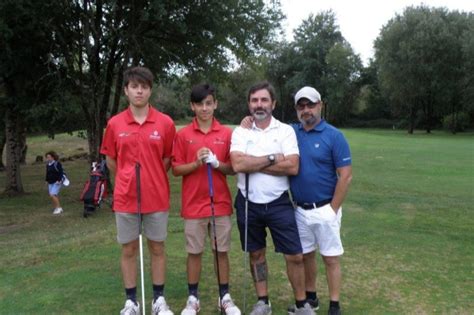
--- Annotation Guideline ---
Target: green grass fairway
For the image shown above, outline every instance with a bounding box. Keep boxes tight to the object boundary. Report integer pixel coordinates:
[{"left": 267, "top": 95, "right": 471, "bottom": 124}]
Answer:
[{"left": 1, "top": 129, "right": 473, "bottom": 314}]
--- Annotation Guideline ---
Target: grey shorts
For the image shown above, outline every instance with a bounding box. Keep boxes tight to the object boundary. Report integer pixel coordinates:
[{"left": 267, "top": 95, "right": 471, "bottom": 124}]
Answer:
[{"left": 115, "top": 211, "right": 169, "bottom": 244}]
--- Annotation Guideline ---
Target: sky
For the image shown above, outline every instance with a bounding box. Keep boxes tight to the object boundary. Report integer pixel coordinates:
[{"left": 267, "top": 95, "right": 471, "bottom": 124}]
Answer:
[{"left": 280, "top": 0, "right": 473, "bottom": 65}]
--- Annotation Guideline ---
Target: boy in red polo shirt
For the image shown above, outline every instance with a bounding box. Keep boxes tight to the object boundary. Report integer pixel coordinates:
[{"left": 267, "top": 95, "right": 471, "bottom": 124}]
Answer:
[
  {"left": 101, "top": 66, "right": 175, "bottom": 315},
  {"left": 172, "top": 84, "right": 240, "bottom": 315}
]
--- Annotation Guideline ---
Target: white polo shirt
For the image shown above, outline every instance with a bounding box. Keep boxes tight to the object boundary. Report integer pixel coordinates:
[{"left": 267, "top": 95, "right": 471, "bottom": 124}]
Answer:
[{"left": 230, "top": 117, "right": 299, "bottom": 203}]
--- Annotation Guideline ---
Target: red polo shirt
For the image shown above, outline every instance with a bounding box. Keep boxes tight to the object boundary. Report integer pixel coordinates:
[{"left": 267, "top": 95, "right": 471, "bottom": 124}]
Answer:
[
  {"left": 100, "top": 106, "right": 176, "bottom": 214},
  {"left": 172, "top": 118, "right": 233, "bottom": 219}
]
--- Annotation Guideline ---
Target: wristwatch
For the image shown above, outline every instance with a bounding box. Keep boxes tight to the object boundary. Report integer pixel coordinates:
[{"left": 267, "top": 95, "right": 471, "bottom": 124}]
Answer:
[{"left": 267, "top": 154, "right": 276, "bottom": 165}]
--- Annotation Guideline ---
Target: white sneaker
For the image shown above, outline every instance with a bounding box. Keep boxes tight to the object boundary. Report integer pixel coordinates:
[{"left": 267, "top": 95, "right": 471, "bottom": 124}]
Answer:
[
  {"left": 120, "top": 299, "right": 140, "bottom": 315},
  {"left": 52, "top": 207, "right": 63, "bottom": 215},
  {"left": 180, "top": 295, "right": 200, "bottom": 315},
  {"left": 152, "top": 296, "right": 174, "bottom": 315},
  {"left": 219, "top": 293, "right": 241, "bottom": 315}
]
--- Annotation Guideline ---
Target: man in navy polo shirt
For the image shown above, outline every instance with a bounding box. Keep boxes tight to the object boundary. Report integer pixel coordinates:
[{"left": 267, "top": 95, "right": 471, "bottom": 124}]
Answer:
[{"left": 290, "top": 86, "right": 352, "bottom": 315}]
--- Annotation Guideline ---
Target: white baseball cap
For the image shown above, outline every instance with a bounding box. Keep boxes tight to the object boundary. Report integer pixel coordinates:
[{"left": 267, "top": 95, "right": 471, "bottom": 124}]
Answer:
[{"left": 294, "top": 86, "right": 321, "bottom": 104}]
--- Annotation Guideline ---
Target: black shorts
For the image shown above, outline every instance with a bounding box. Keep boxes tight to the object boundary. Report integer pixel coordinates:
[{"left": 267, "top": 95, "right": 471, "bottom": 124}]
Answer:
[{"left": 234, "top": 190, "right": 302, "bottom": 255}]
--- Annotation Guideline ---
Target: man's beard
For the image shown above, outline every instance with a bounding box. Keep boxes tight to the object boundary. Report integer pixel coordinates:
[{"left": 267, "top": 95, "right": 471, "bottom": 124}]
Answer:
[
  {"left": 299, "top": 113, "right": 318, "bottom": 126},
  {"left": 251, "top": 107, "right": 271, "bottom": 121}
]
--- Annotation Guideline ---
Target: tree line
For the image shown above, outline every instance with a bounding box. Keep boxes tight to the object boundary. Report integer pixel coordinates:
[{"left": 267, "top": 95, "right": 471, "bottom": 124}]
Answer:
[{"left": 1, "top": 1, "right": 473, "bottom": 194}]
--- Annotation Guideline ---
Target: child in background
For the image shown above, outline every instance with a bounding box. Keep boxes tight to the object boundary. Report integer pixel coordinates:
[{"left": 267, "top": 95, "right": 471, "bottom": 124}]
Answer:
[{"left": 45, "top": 151, "right": 64, "bottom": 215}]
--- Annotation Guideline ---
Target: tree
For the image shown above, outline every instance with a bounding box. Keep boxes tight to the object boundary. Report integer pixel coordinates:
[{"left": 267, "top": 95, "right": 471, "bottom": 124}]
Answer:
[
  {"left": 266, "top": 11, "right": 361, "bottom": 125},
  {"left": 355, "top": 60, "right": 392, "bottom": 122},
  {"left": 323, "top": 42, "right": 362, "bottom": 124},
  {"left": 218, "top": 63, "right": 267, "bottom": 123},
  {"left": 375, "top": 5, "right": 473, "bottom": 133},
  {"left": 0, "top": 0, "right": 59, "bottom": 194},
  {"left": 49, "top": 0, "right": 283, "bottom": 160}
]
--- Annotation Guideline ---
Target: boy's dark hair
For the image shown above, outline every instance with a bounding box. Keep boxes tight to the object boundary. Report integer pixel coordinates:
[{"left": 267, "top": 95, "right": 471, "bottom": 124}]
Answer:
[
  {"left": 247, "top": 81, "right": 276, "bottom": 102},
  {"left": 190, "top": 83, "right": 216, "bottom": 103},
  {"left": 123, "top": 66, "right": 154, "bottom": 88},
  {"left": 45, "top": 151, "right": 59, "bottom": 160}
]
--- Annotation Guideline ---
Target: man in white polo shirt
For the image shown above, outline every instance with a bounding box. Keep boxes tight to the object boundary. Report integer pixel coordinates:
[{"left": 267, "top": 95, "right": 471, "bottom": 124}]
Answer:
[{"left": 230, "top": 81, "right": 314, "bottom": 315}]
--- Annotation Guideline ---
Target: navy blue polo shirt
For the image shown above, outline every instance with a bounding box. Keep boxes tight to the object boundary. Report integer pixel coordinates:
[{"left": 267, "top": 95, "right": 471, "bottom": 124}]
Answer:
[{"left": 290, "top": 119, "right": 352, "bottom": 203}]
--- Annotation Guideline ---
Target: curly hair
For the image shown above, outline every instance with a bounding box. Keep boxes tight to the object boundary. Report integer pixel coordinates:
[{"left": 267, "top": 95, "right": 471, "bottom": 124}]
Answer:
[{"left": 45, "top": 151, "right": 59, "bottom": 161}]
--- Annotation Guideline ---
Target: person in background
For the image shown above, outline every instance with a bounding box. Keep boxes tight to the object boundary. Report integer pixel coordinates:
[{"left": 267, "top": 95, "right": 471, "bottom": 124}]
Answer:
[{"left": 45, "top": 151, "right": 64, "bottom": 215}]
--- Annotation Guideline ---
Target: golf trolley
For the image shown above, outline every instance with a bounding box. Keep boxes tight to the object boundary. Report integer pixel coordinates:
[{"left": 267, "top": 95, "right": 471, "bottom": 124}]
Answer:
[{"left": 80, "top": 160, "right": 108, "bottom": 218}]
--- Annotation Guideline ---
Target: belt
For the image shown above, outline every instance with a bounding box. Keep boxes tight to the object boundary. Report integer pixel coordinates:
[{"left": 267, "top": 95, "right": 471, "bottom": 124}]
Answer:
[{"left": 296, "top": 199, "right": 332, "bottom": 210}]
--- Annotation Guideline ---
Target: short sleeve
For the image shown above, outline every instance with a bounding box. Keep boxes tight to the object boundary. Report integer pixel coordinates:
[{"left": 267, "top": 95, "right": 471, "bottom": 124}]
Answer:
[
  {"left": 163, "top": 120, "right": 176, "bottom": 159},
  {"left": 333, "top": 131, "right": 351, "bottom": 168},
  {"left": 230, "top": 126, "right": 248, "bottom": 153},
  {"left": 100, "top": 121, "right": 117, "bottom": 158},
  {"left": 171, "top": 130, "right": 186, "bottom": 167},
  {"left": 280, "top": 124, "right": 299, "bottom": 156},
  {"left": 222, "top": 127, "right": 233, "bottom": 163}
]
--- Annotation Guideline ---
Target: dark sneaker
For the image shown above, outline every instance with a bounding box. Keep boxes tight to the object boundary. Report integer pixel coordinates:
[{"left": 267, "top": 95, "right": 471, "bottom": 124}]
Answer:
[
  {"left": 287, "top": 298, "right": 319, "bottom": 314},
  {"left": 328, "top": 306, "right": 341, "bottom": 315}
]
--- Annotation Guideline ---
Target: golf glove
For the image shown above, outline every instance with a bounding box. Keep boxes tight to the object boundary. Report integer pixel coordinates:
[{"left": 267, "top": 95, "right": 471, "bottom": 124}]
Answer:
[{"left": 205, "top": 151, "right": 220, "bottom": 169}]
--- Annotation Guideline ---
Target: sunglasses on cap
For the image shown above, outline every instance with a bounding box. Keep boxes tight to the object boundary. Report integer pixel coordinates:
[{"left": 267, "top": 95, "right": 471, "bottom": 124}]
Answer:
[{"left": 295, "top": 101, "right": 320, "bottom": 111}]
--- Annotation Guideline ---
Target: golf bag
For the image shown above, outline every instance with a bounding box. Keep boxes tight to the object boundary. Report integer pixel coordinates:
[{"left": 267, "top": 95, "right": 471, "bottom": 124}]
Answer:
[{"left": 80, "top": 160, "right": 108, "bottom": 217}]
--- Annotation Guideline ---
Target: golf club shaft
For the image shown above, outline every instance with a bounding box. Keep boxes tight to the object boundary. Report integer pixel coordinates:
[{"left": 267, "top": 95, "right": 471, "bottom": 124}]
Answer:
[
  {"left": 207, "top": 164, "right": 223, "bottom": 314},
  {"left": 243, "top": 173, "right": 249, "bottom": 314},
  {"left": 136, "top": 163, "right": 146, "bottom": 314}
]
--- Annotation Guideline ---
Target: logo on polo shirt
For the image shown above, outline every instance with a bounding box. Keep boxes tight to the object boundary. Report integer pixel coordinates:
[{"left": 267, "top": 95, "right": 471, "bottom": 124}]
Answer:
[
  {"left": 213, "top": 138, "right": 225, "bottom": 145},
  {"left": 118, "top": 132, "right": 131, "bottom": 137},
  {"left": 149, "top": 130, "right": 161, "bottom": 140},
  {"left": 314, "top": 143, "right": 320, "bottom": 148}
]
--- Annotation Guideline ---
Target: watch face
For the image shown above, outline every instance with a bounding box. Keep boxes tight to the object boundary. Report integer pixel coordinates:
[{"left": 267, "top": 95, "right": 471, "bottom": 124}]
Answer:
[{"left": 269, "top": 154, "right": 275, "bottom": 163}]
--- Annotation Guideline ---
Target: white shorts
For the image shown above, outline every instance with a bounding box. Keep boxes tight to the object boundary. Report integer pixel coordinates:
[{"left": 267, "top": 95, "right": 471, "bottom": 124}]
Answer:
[
  {"left": 295, "top": 204, "right": 344, "bottom": 256},
  {"left": 48, "top": 182, "right": 62, "bottom": 196}
]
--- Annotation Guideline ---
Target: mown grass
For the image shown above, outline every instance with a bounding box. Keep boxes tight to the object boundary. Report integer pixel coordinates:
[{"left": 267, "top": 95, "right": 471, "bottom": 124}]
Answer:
[{"left": 0, "top": 129, "right": 473, "bottom": 314}]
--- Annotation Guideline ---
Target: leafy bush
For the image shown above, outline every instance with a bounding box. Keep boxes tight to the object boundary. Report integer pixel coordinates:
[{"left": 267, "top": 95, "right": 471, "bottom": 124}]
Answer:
[{"left": 442, "top": 112, "right": 470, "bottom": 132}]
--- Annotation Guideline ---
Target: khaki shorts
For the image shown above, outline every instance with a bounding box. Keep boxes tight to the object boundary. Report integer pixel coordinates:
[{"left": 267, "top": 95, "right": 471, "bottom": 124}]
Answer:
[
  {"left": 184, "top": 215, "right": 232, "bottom": 254},
  {"left": 115, "top": 211, "right": 169, "bottom": 244},
  {"left": 295, "top": 204, "right": 344, "bottom": 257}
]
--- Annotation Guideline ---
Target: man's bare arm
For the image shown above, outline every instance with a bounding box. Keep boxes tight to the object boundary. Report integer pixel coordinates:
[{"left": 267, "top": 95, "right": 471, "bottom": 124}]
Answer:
[
  {"left": 230, "top": 151, "right": 272, "bottom": 173},
  {"left": 261, "top": 154, "right": 299, "bottom": 176},
  {"left": 330, "top": 165, "right": 352, "bottom": 212}
]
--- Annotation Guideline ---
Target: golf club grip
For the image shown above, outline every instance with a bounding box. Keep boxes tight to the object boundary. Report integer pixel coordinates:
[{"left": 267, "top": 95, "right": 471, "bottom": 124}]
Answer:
[{"left": 206, "top": 163, "right": 214, "bottom": 197}]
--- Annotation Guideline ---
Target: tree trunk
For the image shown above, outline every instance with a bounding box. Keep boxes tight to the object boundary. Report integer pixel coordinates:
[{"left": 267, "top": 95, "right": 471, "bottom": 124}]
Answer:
[
  {"left": 86, "top": 122, "right": 99, "bottom": 162},
  {"left": 19, "top": 125, "right": 27, "bottom": 164},
  {"left": 111, "top": 69, "right": 124, "bottom": 117},
  {"left": 0, "top": 133, "right": 5, "bottom": 171},
  {"left": 408, "top": 105, "right": 415, "bottom": 134},
  {"left": 4, "top": 107, "right": 24, "bottom": 194}
]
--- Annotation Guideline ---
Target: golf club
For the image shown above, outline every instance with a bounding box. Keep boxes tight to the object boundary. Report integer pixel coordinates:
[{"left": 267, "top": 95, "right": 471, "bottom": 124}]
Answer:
[
  {"left": 206, "top": 163, "right": 224, "bottom": 314},
  {"left": 135, "top": 163, "right": 146, "bottom": 315},
  {"left": 206, "top": 163, "right": 224, "bottom": 315},
  {"left": 243, "top": 173, "right": 249, "bottom": 315}
]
